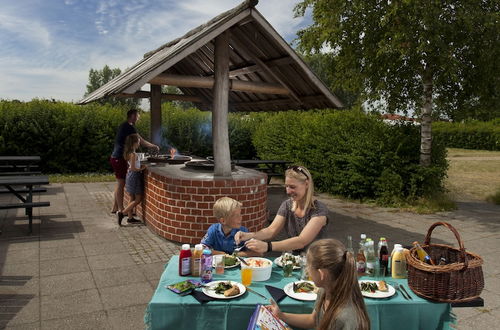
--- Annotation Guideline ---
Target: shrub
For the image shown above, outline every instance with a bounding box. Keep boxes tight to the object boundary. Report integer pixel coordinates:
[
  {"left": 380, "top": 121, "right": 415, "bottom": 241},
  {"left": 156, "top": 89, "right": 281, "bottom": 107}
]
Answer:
[
  {"left": 433, "top": 120, "right": 500, "bottom": 151},
  {"left": 253, "top": 109, "right": 448, "bottom": 201}
]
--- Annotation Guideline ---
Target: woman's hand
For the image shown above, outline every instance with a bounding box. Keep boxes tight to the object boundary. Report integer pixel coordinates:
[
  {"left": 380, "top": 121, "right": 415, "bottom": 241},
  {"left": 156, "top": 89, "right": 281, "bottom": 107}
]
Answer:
[
  {"left": 245, "top": 238, "right": 268, "bottom": 254},
  {"left": 234, "top": 231, "right": 253, "bottom": 244}
]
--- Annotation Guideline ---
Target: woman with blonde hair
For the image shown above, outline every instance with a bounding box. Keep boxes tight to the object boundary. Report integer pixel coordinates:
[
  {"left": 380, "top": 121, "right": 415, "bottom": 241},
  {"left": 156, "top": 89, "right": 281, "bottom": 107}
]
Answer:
[
  {"left": 235, "top": 165, "right": 328, "bottom": 254},
  {"left": 269, "top": 239, "right": 370, "bottom": 330}
]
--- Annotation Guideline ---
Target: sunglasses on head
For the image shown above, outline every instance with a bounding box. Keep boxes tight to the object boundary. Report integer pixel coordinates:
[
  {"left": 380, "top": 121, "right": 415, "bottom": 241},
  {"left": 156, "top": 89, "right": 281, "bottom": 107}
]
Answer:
[{"left": 288, "top": 165, "right": 309, "bottom": 179}]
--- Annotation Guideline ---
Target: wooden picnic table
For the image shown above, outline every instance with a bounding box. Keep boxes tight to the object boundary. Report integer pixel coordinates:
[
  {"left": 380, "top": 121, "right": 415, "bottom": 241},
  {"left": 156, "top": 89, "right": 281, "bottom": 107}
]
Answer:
[
  {"left": 0, "top": 156, "right": 41, "bottom": 175},
  {"left": 233, "top": 159, "right": 291, "bottom": 183},
  {"left": 0, "top": 175, "right": 50, "bottom": 234}
]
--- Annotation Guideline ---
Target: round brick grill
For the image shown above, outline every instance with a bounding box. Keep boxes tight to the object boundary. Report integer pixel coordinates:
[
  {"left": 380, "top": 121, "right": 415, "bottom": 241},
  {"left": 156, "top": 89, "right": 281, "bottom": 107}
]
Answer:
[{"left": 131, "top": 164, "right": 268, "bottom": 245}]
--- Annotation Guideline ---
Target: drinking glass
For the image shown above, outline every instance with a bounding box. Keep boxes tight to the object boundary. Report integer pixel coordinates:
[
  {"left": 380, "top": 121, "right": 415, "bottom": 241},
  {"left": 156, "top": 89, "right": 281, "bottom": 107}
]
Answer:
[
  {"left": 241, "top": 267, "right": 252, "bottom": 286},
  {"left": 214, "top": 255, "right": 225, "bottom": 275}
]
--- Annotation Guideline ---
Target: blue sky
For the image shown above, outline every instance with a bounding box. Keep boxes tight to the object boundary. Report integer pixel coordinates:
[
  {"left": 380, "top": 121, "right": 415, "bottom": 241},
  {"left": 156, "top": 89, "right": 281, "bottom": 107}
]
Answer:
[{"left": 0, "top": 0, "right": 311, "bottom": 102}]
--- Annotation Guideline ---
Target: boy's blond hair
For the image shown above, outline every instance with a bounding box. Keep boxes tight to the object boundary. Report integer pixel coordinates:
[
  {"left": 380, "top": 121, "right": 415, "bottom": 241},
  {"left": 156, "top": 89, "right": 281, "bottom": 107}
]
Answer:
[{"left": 213, "top": 197, "right": 242, "bottom": 220}]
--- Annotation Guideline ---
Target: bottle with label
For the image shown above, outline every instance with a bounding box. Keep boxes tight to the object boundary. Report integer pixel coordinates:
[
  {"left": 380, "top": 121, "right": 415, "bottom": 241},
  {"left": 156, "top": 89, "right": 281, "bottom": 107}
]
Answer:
[
  {"left": 378, "top": 238, "right": 389, "bottom": 276},
  {"left": 200, "top": 249, "right": 213, "bottom": 283},
  {"left": 179, "top": 244, "right": 192, "bottom": 276},
  {"left": 391, "top": 247, "right": 407, "bottom": 278},
  {"left": 389, "top": 243, "right": 403, "bottom": 274},
  {"left": 356, "top": 242, "right": 366, "bottom": 276},
  {"left": 191, "top": 244, "right": 203, "bottom": 277},
  {"left": 346, "top": 235, "right": 354, "bottom": 255},
  {"left": 413, "top": 241, "right": 435, "bottom": 265},
  {"left": 365, "top": 240, "right": 376, "bottom": 277}
]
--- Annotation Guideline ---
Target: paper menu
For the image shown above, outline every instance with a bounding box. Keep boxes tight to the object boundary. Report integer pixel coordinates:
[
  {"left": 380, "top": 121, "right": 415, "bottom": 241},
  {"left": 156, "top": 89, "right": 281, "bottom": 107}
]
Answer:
[{"left": 247, "top": 304, "right": 292, "bottom": 330}]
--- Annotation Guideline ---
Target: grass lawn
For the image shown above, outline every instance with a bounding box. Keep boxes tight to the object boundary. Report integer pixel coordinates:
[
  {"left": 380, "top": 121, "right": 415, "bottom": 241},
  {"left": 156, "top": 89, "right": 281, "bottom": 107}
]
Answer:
[{"left": 446, "top": 148, "right": 500, "bottom": 201}]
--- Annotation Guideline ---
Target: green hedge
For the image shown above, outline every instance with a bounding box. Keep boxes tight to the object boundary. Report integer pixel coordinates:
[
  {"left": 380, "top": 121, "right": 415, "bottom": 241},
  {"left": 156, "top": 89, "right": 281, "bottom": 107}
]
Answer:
[
  {"left": 432, "top": 120, "right": 500, "bottom": 151},
  {"left": 0, "top": 100, "right": 126, "bottom": 173},
  {"left": 252, "top": 109, "right": 448, "bottom": 201}
]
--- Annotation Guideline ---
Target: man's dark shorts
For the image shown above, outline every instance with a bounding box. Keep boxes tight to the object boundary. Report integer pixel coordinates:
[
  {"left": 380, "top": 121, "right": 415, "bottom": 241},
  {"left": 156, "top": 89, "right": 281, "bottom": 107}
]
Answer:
[{"left": 110, "top": 157, "right": 128, "bottom": 179}]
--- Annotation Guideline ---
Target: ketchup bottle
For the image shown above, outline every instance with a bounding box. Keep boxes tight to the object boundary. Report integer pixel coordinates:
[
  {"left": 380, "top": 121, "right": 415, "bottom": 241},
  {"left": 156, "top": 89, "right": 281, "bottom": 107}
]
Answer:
[{"left": 179, "top": 244, "right": 192, "bottom": 276}]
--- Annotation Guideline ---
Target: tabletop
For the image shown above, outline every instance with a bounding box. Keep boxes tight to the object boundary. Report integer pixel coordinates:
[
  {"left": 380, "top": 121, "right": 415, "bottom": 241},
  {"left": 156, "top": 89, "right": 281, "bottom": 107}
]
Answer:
[
  {"left": 0, "top": 156, "right": 41, "bottom": 164},
  {"left": 0, "top": 175, "right": 49, "bottom": 186},
  {"left": 145, "top": 256, "right": 454, "bottom": 330}
]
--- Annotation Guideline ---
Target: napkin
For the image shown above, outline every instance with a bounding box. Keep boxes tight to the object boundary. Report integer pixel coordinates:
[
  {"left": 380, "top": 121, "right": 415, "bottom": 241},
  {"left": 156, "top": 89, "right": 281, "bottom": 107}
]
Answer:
[
  {"left": 265, "top": 285, "right": 287, "bottom": 303},
  {"left": 191, "top": 290, "right": 215, "bottom": 304}
]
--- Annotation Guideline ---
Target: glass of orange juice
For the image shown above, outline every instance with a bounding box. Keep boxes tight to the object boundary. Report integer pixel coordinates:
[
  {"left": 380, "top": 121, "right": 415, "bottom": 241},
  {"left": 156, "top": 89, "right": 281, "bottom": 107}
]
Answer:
[{"left": 241, "top": 267, "right": 252, "bottom": 286}]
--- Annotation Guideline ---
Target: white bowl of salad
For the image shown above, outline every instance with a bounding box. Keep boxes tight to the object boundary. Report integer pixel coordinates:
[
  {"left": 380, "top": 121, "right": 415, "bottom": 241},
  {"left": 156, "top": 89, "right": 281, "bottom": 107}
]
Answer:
[{"left": 241, "top": 257, "right": 273, "bottom": 281}]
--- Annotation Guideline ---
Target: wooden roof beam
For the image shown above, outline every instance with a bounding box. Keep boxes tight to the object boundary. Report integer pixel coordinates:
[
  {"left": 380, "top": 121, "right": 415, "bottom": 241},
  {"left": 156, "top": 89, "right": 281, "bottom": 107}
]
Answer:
[
  {"left": 228, "top": 34, "right": 302, "bottom": 104},
  {"left": 149, "top": 73, "right": 290, "bottom": 95},
  {"left": 232, "top": 95, "right": 326, "bottom": 108},
  {"left": 117, "top": 91, "right": 203, "bottom": 103},
  {"left": 203, "top": 56, "right": 293, "bottom": 77}
]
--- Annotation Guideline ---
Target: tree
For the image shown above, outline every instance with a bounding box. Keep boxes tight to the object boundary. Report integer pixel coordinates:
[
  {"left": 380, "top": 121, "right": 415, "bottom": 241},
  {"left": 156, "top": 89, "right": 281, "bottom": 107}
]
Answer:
[
  {"left": 85, "top": 65, "right": 140, "bottom": 108},
  {"left": 295, "top": 0, "right": 499, "bottom": 166}
]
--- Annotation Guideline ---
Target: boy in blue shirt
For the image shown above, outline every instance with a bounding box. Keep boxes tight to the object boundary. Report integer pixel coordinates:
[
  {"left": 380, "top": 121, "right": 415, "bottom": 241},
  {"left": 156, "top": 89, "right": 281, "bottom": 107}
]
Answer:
[{"left": 201, "top": 197, "right": 259, "bottom": 256}]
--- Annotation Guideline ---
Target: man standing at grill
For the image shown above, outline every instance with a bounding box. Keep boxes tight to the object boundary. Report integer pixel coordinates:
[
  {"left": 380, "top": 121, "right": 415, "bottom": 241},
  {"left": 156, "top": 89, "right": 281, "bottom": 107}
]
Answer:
[{"left": 110, "top": 109, "right": 159, "bottom": 215}]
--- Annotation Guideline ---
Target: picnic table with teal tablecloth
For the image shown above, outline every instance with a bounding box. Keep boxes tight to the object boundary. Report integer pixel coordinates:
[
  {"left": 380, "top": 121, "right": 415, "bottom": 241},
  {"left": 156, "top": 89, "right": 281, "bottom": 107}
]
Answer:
[{"left": 145, "top": 256, "right": 455, "bottom": 330}]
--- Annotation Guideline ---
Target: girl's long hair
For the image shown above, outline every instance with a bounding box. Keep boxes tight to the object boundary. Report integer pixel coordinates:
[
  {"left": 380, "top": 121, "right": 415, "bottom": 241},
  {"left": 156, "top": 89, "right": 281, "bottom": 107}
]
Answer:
[
  {"left": 123, "top": 134, "right": 139, "bottom": 161},
  {"left": 308, "top": 239, "right": 370, "bottom": 330},
  {"left": 285, "top": 166, "right": 315, "bottom": 214}
]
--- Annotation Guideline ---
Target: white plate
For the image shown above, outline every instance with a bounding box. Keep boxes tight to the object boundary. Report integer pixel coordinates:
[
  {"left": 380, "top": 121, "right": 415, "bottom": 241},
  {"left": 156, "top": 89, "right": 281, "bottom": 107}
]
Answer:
[
  {"left": 212, "top": 256, "right": 240, "bottom": 269},
  {"left": 202, "top": 281, "right": 246, "bottom": 299},
  {"left": 274, "top": 256, "right": 301, "bottom": 270},
  {"left": 359, "top": 280, "right": 396, "bottom": 299},
  {"left": 283, "top": 281, "right": 318, "bottom": 301}
]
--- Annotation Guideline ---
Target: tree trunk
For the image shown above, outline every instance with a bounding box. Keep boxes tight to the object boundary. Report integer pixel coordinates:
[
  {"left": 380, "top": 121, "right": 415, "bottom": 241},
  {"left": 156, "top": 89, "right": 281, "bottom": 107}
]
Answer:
[{"left": 420, "top": 71, "right": 433, "bottom": 167}]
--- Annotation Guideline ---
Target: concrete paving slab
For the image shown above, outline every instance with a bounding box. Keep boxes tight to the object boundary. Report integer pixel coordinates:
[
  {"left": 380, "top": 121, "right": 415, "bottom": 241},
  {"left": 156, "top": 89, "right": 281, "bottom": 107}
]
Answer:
[
  {"left": 99, "top": 282, "right": 153, "bottom": 310},
  {"left": 87, "top": 252, "right": 136, "bottom": 270},
  {"left": 40, "top": 257, "right": 90, "bottom": 277},
  {"left": 1, "top": 249, "right": 39, "bottom": 266},
  {"left": 82, "top": 241, "right": 126, "bottom": 256},
  {"left": 40, "top": 288, "right": 103, "bottom": 321},
  {"left": 41, "top": 311, "right": 110, "bottom": 330},
  {"left": 40, "top": 271, "right": 95, "bottom": 296},
  {"left": 39, "top": 244, "right": 85, "bottom": 261},
  {"left": 0, "top": 295, "right": 39, "bottom": 326},
  {"left": 0, "top": 262, "right": 39, "bottom": 277},
  {"left": 92, "top": 265, "right": 147, "bottom": 288},
  {"left": 0, "top": 276, "right": 39, "bottom": 296},
  {"left": 3, "top": 321, "right": 40, "bottom": 329},
  {"left": 39, "top": 236, "right": 80, "bottom": 249},
  {"left": 107, "top": 304, "right": 148, "bottom": 330},
  {"left": 138, "top": 262, "right": 167, "bottom": 282}
]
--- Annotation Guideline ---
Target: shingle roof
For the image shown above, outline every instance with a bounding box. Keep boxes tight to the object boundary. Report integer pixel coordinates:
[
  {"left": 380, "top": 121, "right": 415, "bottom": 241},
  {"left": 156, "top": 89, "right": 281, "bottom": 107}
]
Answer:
[{"left": 78, "top": 0, "right": 343, "bottom": 111}]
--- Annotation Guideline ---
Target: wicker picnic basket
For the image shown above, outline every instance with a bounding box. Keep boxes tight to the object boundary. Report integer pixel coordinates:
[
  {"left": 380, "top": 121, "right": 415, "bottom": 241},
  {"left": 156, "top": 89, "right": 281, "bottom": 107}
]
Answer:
[{"left": 407, "top": 221, "right": 484, "bottom": 303}]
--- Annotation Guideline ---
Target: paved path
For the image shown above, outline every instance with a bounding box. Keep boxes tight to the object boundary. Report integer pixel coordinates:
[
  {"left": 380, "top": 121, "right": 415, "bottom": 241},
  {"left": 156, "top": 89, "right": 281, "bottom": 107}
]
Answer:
[{"left": 0, "top": 182, "right": 498, "bottom": 329}]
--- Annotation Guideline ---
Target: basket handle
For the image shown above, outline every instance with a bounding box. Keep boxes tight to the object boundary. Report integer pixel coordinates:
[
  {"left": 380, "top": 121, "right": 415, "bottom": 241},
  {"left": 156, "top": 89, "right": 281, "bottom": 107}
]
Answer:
[{"left": 424, "top": 221, "right": 468, "bottom": 271}]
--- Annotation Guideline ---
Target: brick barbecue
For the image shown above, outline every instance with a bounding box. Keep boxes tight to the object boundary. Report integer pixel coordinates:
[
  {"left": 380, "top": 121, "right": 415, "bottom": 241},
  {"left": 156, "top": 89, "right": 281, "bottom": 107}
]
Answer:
[{"left": 131, "top": 164, "right": 268, "bottom": 244}]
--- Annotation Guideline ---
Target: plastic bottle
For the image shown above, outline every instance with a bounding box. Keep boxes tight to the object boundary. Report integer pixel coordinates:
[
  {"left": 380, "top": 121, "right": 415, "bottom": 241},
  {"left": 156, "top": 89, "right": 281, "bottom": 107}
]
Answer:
[
  {"left": 378, "top": 238, "right": 389, "bottom": 276},
  {"left": 191, "top": 244, "right": 203, "bottom": 277},
  {"left": 356, "top": 243, "right": 366, "bottom": 276},
  {"left": 179, "top": 244, "right": 192, "bottom": 276},
  {"left": 389, "top": 244, "right": 403, "bottom": 274},
  {"left": 364, "top": 238, "right": 372, "bottom": 259},
  {"left": 347, "top": 235, "right": 354, "bottom": 255},
  {"left": 377, "top": 237, "right": 386, "bottom": 256},
  {"left": 360, "top": 234, "right": 367, "bottom": 248},
  {"left": 200, "top": 249, "right": 213, "bottom": 283},
  {"left": 391, "top": 247, "right": 407, "bottom": 278},
  {"left": 365, "top": 240, "right": 376, "bottom": 277},
  {"left": 413, "top": 241, "right": 435, "bottom": 265}
]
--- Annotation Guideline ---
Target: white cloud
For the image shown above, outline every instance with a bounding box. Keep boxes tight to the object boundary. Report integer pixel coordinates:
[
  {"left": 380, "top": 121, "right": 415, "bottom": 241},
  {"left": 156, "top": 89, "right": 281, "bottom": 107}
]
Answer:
[{"left": 0, "top": 0, "right": 311, "bottom": 102}]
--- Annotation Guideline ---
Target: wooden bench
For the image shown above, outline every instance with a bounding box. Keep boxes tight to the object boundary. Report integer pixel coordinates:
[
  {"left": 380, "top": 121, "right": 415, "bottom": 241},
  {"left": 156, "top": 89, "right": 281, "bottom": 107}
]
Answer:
[
  {"left": 233, "top": 159, "right": 291, "bottom": 184},
  {"left": 0, "top": 175, "right": 50, "bottom": 234}
]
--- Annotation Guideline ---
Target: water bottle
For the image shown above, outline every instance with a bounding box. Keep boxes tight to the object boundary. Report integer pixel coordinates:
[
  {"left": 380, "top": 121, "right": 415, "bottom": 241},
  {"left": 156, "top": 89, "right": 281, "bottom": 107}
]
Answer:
[
  {"left": 200, "top": 249, "right": 213, "bottom": 283},
  {"left": 365, "top": 240, "right": 376, "bottom": 277}
]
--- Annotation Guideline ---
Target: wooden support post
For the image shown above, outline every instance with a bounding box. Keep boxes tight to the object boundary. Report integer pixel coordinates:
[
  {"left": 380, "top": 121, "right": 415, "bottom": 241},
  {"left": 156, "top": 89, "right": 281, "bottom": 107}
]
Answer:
[
  {"left": 212, "top": 32, "right": 232, "bottom": 177},
  {"left": 150, "top": 84, "right": 162, "bottom": 146}
]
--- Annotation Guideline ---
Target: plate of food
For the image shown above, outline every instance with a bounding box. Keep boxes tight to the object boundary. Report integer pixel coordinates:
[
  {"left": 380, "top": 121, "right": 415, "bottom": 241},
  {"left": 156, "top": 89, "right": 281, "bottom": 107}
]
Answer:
[
  {"left": 274, "top": 253, "right": 301, "bottom": 270},
  {"left": 283, "top": 281, "right": 318, "bottom": 301},
  {"left": 212, "top": 254, "right": 240, "bottom": 268},
  {"left": 202, "top": 281, "right": 246, "bottom": 299},
  {"left": 359, "top": 280, "right": 395, "bottom": 299}
]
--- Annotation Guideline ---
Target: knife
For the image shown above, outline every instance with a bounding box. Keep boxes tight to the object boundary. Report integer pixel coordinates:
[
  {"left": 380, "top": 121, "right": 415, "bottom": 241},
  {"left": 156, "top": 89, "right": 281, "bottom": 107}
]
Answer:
[
  {"left": 246, "top": 287, "right": 268, "bottom": 300},
  {"left": 400, "top": 285, "right": 413, "bottom": 300}
]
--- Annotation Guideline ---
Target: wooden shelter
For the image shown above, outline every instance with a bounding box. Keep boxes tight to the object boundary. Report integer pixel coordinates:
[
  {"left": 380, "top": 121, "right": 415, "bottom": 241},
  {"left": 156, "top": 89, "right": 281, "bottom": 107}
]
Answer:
[{"left": 78, "top": 0, "right": 343, "bottom": 177}]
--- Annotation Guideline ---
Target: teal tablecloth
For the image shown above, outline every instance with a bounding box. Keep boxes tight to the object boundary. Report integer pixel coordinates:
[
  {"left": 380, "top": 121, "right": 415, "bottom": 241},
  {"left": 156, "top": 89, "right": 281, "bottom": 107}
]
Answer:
[{"left": 145, "top": 256, "right": 454, "bottom": 330}]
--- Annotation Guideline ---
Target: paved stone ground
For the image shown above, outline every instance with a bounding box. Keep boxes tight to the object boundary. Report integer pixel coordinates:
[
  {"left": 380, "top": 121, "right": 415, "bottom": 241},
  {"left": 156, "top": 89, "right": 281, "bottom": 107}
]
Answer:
[{"left": 0, "top": 182, "right": 498, "bottom": 329}]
